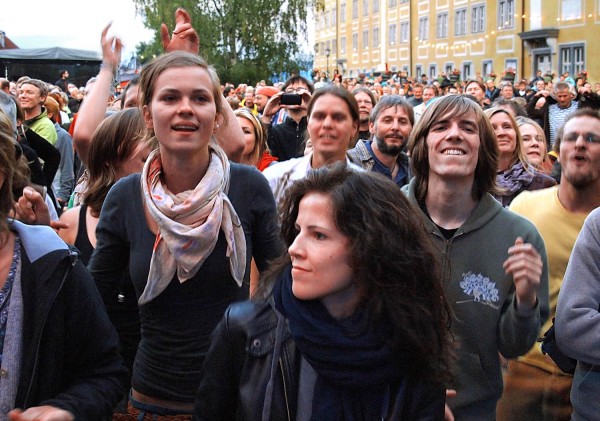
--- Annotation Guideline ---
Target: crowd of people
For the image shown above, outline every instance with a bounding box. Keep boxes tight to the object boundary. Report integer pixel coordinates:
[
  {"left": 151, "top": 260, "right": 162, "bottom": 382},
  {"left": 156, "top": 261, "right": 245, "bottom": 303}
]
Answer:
[{"left": 0, "top": 6, "right": 600, "bottom": 421}]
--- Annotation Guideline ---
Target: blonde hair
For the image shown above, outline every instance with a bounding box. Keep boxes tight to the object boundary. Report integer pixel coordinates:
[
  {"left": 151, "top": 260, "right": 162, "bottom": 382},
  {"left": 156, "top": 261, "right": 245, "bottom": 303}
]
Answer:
[
  {"left": 234, "top": 108, "right": 268, "bottom": 167},
  {"left": 484, "top": 107, "right": 530, "bottom": 172}
]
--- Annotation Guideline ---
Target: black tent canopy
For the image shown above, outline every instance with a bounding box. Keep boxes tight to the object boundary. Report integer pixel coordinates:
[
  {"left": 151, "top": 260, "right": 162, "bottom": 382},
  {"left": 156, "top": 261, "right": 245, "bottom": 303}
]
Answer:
[{"left": 0, "top": 47, "right": 102, "bottom": 87}]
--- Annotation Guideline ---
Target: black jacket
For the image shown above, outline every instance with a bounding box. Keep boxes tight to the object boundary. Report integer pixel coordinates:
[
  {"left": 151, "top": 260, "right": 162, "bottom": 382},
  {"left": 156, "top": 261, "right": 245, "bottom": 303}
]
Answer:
[
  {"left": 194, "top": 299, "right": 445, "bottom": 420},
  {"left": 12, "top": 221, "right": 128, "bottom": 420},
  {"left": 267, "top": 116, "right": 308, "bottom": 162}
]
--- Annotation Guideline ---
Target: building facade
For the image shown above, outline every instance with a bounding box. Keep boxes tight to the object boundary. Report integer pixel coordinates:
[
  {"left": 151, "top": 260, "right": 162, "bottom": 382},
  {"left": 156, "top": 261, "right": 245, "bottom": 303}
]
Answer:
[{"left": 313, "top": 0, "right": 600, "bottom": 82}]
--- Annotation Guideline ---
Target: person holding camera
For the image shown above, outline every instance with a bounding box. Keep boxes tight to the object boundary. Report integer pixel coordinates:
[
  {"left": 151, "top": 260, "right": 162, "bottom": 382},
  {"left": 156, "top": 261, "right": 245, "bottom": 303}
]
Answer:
[
  {"left": 260, "top": 76, "right": 314, "bottom": 162},
  {"left": 262, "top": 86, "right": 363, "bottom": 207}
]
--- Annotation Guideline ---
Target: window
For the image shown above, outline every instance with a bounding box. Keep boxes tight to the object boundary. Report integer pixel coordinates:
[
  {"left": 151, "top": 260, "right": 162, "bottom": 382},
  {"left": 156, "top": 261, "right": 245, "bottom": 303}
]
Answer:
[
  {"left": 373, "top": 27, "right": 380, "bottom": 47},
  {"left": 455, "top": 9, "right": 467, "bottom": 36},
  {"left": 437, "top": 12, "right": 448, "bottom": 38},
  {"left": 352, "top": 32, "right": 358, "bottom": 51},
  {"left": 341, "top": 36, "right": 347, "bottom": 54},
  {"left": 363, "top": 0, "right": 369, "bottom": 16},
  {"left": 416, "top": 65, "right": 423, "bottom": 77},
  {"left": 498, "top": 0, "right": 515, "bottom": 29},
  {"left": 463, "top": 63, "right": 473, "bottom": 79},
  {"left": 352, "top": 0, "right": 358, "bottom": 19},
  {"left": 389, "top": 0, "right": 397, "bottom": 7},
  {"left": 373, "top": 0, "right": 379, "bottom": 13},
  {"left": 562, "top": 0, "right": 582, "bottom": 21},
  {"left": 400, "top": 21, "right": 409, "bottom": 43},
  {"left": 418, "top": 17, "right": 429, "bottom": 40},
  {"left": 331, "top": 8, "right": 337, "bottom": 26},
  {"left": 560, "top": 44, "right": 585, "bottom": 75},
  {"left": 389, "top": 23, "right": 397, "bottom": 45},
  {"left": 482, "top": 60, "right": 493, "bottom": 77},
  {"left": 429, "top": 65, "right": 437, "bottom": 80},
  {"left": 363, "top": 29, "right": 369, "bottom": 48},
  {"left": 340, "top": 2, "right": 346, "bottom": 22},
  {"left": 472, "top": 4, "right": 485, "bottom": 33},
  {"left": 505, "top": 59, "right": 518, "bottom": 76}
]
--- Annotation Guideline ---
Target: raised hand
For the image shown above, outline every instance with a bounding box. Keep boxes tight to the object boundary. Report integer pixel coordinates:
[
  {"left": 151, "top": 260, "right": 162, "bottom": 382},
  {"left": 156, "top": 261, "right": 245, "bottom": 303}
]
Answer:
[{"left": 161, "top": 8, "right": 200, "bottom": 54}]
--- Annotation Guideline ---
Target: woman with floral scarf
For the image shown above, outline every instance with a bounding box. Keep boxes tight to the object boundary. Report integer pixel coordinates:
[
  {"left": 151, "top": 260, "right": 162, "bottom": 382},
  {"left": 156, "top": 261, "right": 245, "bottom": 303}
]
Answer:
[
  {"left": 89, "top": 51, "right": 281, "bottom": 420},
  {"left": 485, "top": 107, "right": 556, "bottom": 207}
]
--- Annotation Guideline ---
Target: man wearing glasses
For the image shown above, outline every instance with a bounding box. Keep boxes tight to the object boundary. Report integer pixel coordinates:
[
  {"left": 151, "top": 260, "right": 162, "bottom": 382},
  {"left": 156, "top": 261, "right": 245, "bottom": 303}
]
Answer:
[
  {"left": 261, "top": 76, "right": 314, "bottom": 161},
  {"left": 497, "top": 108, "right": 600, "bottom": 420}
]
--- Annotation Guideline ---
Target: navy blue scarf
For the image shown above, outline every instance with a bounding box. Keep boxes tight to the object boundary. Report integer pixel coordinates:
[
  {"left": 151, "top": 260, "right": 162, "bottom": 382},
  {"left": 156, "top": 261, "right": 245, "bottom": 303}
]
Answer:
[{"left": 273, "top": 267, "right": 404, "bottom": 420}]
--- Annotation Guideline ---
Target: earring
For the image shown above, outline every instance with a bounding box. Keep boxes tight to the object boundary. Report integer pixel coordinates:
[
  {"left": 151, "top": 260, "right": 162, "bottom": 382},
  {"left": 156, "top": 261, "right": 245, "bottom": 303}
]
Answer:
[{"left": 215, "top": 123, "right": 220, "bottom": 128}]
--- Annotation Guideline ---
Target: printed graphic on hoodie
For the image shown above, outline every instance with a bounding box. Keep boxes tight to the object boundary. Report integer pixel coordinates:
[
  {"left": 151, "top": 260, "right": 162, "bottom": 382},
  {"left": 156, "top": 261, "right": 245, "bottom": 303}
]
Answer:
[{"left": 458, "top": 271, "right": 500, "bottom": 309}]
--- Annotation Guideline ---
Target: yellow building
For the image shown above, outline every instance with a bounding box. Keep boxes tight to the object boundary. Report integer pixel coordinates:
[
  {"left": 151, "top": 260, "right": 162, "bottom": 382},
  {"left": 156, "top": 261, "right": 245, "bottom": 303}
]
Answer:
[{"left": 313, "top": 0, "right": 600, "bottom": 82}]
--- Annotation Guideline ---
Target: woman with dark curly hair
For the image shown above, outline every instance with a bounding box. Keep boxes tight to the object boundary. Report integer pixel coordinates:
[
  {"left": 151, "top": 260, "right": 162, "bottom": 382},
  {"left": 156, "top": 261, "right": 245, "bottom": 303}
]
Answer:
[{"left": 194, "top": 164, "right": 453, "bottom": 420}]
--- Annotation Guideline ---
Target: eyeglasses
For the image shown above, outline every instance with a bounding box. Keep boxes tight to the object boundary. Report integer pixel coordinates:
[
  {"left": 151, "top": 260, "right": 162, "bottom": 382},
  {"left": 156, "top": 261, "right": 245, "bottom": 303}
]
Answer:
[
  {"left": 285, "top": 88, "right": 306, "bottom": 94},
  {"left": 563, "top": 132, "right": 600, "bottom": 144}
]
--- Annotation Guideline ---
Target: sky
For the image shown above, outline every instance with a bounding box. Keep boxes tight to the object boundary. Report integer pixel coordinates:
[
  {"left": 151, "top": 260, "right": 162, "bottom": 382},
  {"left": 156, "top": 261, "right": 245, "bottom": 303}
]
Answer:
[{"left": 2, "top": 0, "right": 154, "bottom": 60}]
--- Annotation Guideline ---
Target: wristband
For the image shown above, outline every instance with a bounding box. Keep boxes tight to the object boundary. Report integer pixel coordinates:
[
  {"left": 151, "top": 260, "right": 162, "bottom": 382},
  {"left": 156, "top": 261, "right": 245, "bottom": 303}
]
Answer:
[{"left": 100, "top": 62, "right": 118, "bottom": 73}]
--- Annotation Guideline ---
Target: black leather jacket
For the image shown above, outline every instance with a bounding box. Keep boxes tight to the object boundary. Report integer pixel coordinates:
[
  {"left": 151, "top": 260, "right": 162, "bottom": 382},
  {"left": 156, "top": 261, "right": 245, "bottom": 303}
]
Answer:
[{"left": 193, "top": 299, "right": 445, "bottom": 420}]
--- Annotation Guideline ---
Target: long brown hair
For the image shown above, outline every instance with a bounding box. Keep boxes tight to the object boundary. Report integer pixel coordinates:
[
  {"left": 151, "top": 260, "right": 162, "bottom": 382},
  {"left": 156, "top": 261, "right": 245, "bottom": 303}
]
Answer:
[
  {"left": 409, "top": 95, "right": 500, "bottom": 203},
  {"left": 257, "top": 164, "right": 454, "bottom": 385},
  {"left": 84, "top": 108, "right": 146, "bottom": 216}
]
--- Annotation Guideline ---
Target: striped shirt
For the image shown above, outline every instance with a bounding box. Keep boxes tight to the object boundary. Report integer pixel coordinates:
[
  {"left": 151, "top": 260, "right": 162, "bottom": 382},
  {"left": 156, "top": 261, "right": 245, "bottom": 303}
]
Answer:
[{"left": 549, "top": 101, "right": 578, "bottom": 146}]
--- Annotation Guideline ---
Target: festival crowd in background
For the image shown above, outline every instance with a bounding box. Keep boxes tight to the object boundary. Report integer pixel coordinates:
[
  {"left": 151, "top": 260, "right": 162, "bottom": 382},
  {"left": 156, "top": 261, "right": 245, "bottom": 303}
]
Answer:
[{"left": 1, "top": 7, "right": 600, "bottom": 421}]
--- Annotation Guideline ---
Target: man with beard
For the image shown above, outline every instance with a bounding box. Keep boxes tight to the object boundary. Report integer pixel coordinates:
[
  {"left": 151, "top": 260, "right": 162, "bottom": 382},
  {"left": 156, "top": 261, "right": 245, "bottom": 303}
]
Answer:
[
  {"left": 496, "top": 108, "right": 600, "bottom": 421},
  {"left": 352, "top": 87, "right": 377, "bottom": 142},
  {"left": 255, "top": 86, "right": 279, "bottom": 116},
  {"left": 347, "top": 95, "right": 412, "bottom": 187}
]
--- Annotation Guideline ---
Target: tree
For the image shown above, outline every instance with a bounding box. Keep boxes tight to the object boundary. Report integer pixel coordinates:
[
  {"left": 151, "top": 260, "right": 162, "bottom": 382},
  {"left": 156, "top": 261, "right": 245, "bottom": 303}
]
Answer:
[{"left": 133, "top": 0, "right": 317, "bottom": 84}]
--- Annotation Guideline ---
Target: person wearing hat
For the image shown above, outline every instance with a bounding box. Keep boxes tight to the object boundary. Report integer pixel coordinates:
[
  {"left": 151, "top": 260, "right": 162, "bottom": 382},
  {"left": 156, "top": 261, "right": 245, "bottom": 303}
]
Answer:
[{"left": 255, "top": 86, "right": 279, "bottom": 116}]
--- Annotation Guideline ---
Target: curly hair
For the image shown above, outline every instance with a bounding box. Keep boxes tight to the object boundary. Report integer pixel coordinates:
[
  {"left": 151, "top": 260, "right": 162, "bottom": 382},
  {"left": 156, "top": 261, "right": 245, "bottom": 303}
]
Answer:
[{"left": 257, "top": 164, "right": 453, "bottom": 385}]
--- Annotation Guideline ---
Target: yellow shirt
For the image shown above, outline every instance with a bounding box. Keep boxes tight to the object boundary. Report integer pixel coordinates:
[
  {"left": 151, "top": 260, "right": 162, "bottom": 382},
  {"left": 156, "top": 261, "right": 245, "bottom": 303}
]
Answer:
[{"left": 509, "top": 186, "right": 590, "bottom": 373}]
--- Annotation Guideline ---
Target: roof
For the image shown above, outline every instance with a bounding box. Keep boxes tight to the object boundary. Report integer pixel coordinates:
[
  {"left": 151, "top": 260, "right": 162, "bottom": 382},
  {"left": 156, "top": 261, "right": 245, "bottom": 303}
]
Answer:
[
  {"left": 0, "top": 32, "right": 19, "bottom": 50},
  {"left": 0, "top": 46, "right": 101, "bottom": 61}
]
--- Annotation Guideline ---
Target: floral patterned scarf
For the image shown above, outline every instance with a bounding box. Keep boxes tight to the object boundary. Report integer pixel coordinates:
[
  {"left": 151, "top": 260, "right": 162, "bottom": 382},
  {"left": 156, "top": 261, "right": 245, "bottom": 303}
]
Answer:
[{"left": 139, "top": 144, "right": 246, "bottom": 304}]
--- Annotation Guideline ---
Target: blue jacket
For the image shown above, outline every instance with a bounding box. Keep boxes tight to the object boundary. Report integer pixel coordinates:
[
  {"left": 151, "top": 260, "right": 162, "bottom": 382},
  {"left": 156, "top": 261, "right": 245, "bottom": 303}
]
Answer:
[{"left": 11, "top": 221, "right": 128, "bottom": 420}]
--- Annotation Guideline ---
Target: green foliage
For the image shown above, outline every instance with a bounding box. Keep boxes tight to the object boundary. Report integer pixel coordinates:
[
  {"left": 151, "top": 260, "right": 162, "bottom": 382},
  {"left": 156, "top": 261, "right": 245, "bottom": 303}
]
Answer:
[{"left": 132, "top": 0, "right": 312, "bottom": 84}]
